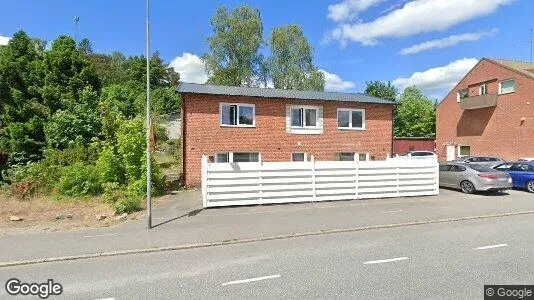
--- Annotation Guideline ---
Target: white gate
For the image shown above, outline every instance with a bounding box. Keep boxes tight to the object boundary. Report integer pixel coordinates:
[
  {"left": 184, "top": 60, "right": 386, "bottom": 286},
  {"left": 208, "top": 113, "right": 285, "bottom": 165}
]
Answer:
[{"left": 201, "top": 155, "right": 439, "bottom": 208}]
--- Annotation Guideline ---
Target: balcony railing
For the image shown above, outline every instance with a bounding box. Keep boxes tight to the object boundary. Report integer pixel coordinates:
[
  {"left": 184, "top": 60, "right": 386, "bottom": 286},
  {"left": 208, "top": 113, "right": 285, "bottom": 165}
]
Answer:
[{"left": 459, "top": 94, "right": 498, "bottom": 110}]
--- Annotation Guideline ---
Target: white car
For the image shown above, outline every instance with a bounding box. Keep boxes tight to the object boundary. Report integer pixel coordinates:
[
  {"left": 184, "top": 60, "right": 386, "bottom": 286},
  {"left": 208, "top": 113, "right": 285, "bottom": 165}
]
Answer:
[
  {"left": 518, "top": 158, "right": 534, "bottom": 162},
  {"left": 397, "top": 151, "right": 437, "bottom": 160}
]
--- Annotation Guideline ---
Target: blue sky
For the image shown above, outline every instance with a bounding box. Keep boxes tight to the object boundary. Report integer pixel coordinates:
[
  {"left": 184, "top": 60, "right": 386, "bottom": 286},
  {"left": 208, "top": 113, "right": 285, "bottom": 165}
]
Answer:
[{"left": 0, "top": 0, "right": 532, "bottom": 99}]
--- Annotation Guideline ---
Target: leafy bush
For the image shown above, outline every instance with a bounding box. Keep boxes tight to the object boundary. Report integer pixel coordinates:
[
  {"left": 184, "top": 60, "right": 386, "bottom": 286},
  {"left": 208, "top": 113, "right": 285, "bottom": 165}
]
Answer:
[
  {"left": 116, "top": 118, "right": 145, "bottom": 181},
  {"left": 3, "top": 161, "right": 60, "bottom": 195},
  {"left": 102, "top": 182, "right": 142, "bottom": 214},
  {"left": 95, "top": 146, "right": 125, "bottom": 185},
  {"left": 56, "top": 162, "right": 101, "bottom": 196}
]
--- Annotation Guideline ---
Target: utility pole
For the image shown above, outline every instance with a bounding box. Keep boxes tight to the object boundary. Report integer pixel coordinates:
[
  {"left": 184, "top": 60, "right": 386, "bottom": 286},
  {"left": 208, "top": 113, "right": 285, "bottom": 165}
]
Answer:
[
  {"left": 146, "top": 0, "right": 153, "bottom": 229},
  {"left": 74, "top": 16, "right": 80, "bottom": 44}
]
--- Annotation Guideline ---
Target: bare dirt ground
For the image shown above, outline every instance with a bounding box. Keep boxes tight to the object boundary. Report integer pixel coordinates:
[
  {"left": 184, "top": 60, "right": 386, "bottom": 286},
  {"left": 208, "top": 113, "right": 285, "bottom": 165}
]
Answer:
[{"left": 0, "top": 195, "right": 145, "bottom": 234}]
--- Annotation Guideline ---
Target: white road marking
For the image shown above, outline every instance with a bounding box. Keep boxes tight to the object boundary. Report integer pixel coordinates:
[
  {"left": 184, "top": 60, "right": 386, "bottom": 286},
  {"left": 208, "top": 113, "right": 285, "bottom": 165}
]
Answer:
[
  {"left": 363, "top": 257, "right": 410, "bottom": 265},
  {"left": 83, "top": 233, "right": 118, "bottom": 238},
  {"left": 222, "top": 274, "right": 281, "bottom": 286},
  {"left": 382, "top": 210, "right": 404, "bottom": 214},
  {"left": 475, "top": 244, "right": 508, "bottom": 250},
  {"left": 95, "top": 298, "right": 115, "bottom": 300}
]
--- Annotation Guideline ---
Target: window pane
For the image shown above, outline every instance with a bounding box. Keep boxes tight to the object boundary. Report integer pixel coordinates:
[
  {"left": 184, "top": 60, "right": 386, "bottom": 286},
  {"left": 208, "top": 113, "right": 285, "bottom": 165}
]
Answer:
[
  {"left": 459, "top": 146, "right": 470, "bottom": 156},
  {"left": 233, "top": 152, "right": 259, "bottom": 162},
  {"left": 215, "top": 153, "right": 229, "bottom": 163},
  {"left": 439, "top": 165, "right": 451, "bottom": 171},
  {"left": 338, "top": 110, "right": 349, "bottom": 127},
  {"left": 291, "top": 108, "right": 302, "bottom": 127},
  {"left": 305, "top": 109, "right": 317, "bottom": 127},
  {"left": 351, "top": 111, "right": 363, "bottom": 128},
  {"left": 338, "top": 153, "right": 354, "bottom": 161},
  {"left": 358, "top": 153, "right": 367, "bottom": 161},
  {"left": 238, "top": 106, "right": 254, "bottom": 125},
  {"left": 221, "top": 105, "right": 233, "bottom": 125},
  {"left": 500, "top": 79, "right": 516, "bottom": 94},
  {"left": 459, "top": 89, "right": 469, "bottom": 99},
  {"left": 291, "top": 153, "right": 305, "bottom": 162}
]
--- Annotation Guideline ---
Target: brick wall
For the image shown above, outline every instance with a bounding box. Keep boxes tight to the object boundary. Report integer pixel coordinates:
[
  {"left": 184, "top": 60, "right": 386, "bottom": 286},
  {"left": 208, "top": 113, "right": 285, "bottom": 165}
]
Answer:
[
  {"left": 182, "top": 93, "right": 394, "bottom": 187},
  {"left": 436, "top": 59, "right": 534, "bottom": 161},
  {"left": 392, "top": 138, "right": 435, "bottom": 155}
]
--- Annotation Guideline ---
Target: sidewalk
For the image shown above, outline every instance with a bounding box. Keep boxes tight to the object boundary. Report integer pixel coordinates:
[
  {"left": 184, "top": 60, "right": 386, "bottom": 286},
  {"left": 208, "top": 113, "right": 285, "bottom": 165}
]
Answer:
[{"left": 1, "top": 188, "right": 534, "bottom": 264}]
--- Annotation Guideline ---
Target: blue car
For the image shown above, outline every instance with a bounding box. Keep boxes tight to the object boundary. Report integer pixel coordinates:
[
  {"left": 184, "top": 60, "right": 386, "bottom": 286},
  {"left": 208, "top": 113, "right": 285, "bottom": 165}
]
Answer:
[{"left": 494, "top": 161, "right": 534, "bottom": 193}]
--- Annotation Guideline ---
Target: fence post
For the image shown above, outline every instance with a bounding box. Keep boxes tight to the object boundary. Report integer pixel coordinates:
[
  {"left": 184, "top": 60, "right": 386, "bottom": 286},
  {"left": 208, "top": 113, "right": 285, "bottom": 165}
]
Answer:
[
  {"left": 311, "top": 155, "right": 316, "bottom": 202},
  {"left": 258, "top": 153, "right": 263, "bottom": 202},
  {"left": 395, "top": 159, "right": 400, "bottom": 196},
  {"left": 201, "top": 155, "right": 208, "bottom": 208},
  {"left": 434, "top": 160, "right": 440, "bottom": 195},
  {"left": 355, "top": 159, "right": 359, "bottom": 199}
]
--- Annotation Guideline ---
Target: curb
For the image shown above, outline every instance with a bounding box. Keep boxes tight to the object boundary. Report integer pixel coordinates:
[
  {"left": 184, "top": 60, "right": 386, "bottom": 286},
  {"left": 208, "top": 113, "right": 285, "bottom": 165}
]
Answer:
[{"left": 1, "top": 210, "right": 533, "bottom": 268}]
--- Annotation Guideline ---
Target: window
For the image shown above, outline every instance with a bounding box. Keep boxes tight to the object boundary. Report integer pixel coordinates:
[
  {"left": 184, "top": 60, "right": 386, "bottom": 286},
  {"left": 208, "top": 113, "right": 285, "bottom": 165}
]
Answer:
[
  {"left": 499, "top": 79, "right": 516, "bottom": 94},
  {"left": 458, "top": 145, "right": 470, "bottom": 157},
  {"left": 220, "top": 103, "right": 255, "bottom": 126},
  {"left": 214, "top": 152, "right": 259, "bottom": 163},
  {"left": 291, "top": 152, "right": 307, "bottom": 162},
  {"left": 479, "top": 84, "right": 487, "bottom": 95},
  {"left": 457, "top": 89, "right": 469, "bottom": 102},
  {"left": 291, "top": 107, "right": 317, "bottom": 127},
  {"left": 510, "top": 163, "right": 534, "bottom": 172},
  {"left": 439, "top": 164, "right": 452, "bottom": 172},
  {"left": 337, "top": 109, "right": 365, "bottom": 130},
  {"left": 335, "top": 152, "right": 369, "bottom": 161},
  {"left": 450, "top": 165, "right": 466, "bottom": 172},
  {"left": 495, "top": 163, "right": 512, "bottom": 171}
]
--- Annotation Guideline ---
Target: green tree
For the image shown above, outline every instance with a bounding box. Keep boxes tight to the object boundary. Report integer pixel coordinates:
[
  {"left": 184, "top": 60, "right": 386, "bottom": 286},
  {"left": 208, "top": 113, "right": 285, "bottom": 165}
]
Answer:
[
  {"left": 78, "top": 38, "right": 93, "bottom": 55},
  {"left": 0, "top": 31, "right": 47, "bottom": 164},
  {"left": 203, "top": 5, "right": 264, "bottom": 86},
  {"left": 395, "top": 86, "right": 436, "bottom": 137},
  {"left": 268, "top": 25, "right": 324, "bottom": 91},
  {"left": 364, "top": 81, "right": 398, "bottom": 101}
]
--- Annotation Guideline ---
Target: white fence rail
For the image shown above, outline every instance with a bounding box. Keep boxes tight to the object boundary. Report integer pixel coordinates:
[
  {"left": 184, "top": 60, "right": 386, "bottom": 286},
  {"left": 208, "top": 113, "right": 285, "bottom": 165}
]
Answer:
[{"left": 201, "top": 155, "right": 439, "bottom": 208}]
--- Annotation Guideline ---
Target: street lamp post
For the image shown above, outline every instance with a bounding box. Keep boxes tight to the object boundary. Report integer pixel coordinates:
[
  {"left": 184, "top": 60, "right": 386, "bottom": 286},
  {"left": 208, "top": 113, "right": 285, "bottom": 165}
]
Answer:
[{"left": 146, "top": 0, "right": 152, "bottom": 229}]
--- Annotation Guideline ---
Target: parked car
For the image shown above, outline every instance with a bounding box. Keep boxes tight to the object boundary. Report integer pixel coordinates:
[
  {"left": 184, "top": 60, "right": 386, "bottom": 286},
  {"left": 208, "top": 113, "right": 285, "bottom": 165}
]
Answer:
[
  {"left": 493, "top": 161, "right": 534, "bottom": 193},
  {"left": 518, "top": 158, "right": 534, "bottom": 162},
  {"left": 451, "top": 156, "right": 505, "bottom": 167},
  {"left": 439, "top": 163, "right": 512, "bottom": 194},
  {"left": 398, "top": 151, "right": 437, "bottom": 159}
]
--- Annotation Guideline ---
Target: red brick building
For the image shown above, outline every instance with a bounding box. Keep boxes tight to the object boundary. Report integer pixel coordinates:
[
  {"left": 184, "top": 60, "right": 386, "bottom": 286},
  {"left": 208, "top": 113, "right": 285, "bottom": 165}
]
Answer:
[
  {"left": 436, "top": 58, "right": 534, "bottom": 161},
  {"left": 178, "top": 83, "right": 395, "bottom": 187}
]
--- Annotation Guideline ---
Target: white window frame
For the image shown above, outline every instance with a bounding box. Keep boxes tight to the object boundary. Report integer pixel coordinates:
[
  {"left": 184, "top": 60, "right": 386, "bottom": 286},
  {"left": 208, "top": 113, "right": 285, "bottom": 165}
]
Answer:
[
  {"left": 337, "top": 108, "right": 366, "bottom": 130},
  {"left": 479, "top": 84, "right": 487, "bottom": 95},
  {"left": 457, "top": 145, "right": 471, "bottom": 157},
  {"left": 290, "top": 105, "right": 319, "bottom": 128},
  {"left": 499, "top": 78, "right": 516, "bottom": 95},
  {"left": 219, "top": 103, "right": 256, "bottom": 127},
  {"left": 291, "top": 152, "right": 308, "bottom": 162},
  {"left": 214, "top": 152, "right": 260, "bottom": 163},
  {"left": 336, "top": 152, "right": 370, "bottom": 161}
]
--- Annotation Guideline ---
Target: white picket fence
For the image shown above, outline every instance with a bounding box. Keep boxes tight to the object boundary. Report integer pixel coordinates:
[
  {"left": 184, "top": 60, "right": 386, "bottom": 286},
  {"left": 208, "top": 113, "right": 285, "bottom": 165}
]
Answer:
[{"left": 201, "top": 155, "right": 439, "bottom": 208}]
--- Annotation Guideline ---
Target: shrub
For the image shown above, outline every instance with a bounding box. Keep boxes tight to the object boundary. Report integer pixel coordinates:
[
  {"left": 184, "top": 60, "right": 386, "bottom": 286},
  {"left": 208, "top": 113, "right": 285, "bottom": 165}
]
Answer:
[
  {"left": 116, "top": 118, "right": 145, "bottom": 181},
  {"left": 56, "top": 162, "right": 101, "bottom": 197},
  {"left": 96, "top": 146, "right": 125, "bottom": 185},
  {"left": 103, "top": 182, "right": 142, "bottom": 214}
]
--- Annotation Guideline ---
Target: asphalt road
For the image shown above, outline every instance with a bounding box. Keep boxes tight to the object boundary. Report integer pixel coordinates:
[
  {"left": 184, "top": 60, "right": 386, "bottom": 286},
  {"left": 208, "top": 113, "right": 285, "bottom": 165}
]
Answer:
[{"left": 1, "top": 214, "right": 533, "bottom": 299}]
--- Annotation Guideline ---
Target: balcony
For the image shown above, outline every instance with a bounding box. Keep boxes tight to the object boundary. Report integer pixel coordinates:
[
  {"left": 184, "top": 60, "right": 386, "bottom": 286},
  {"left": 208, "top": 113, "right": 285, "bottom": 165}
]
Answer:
[{"left": 459, "top": 94, "right": 498, "bottom": 110}]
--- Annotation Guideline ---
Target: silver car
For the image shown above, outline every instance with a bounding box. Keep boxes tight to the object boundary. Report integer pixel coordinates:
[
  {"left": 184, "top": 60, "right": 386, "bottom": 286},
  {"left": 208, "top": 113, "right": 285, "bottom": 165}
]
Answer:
[
  {"left": 451, "top": 156, "right": 504, "bottom": 167},
  {"left": 439, "top": 163, "right": 512, "bottom": 193}
]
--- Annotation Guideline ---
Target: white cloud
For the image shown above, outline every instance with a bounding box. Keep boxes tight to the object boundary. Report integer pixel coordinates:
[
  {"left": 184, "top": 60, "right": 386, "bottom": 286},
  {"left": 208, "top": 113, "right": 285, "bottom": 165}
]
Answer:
[
  {"left": 400, "top": 29, "right": 498, "bottom": 55},
  {"left": 392, "top": 58, "right": 478, "bottom": 95},
  {"left": 0, "top": 35, "right": 10, "bottom": 46},
  {"left": 328, "top": 0, "right": 384, "bottom": 22},
  {"left": 330, "top": 0, "right": 513, "bottom": 46},
  {"left": 169, "top": 52, "right": 208, "bottom": 84},
  {"left": 319, "top": 69, "right": 356, "bottom": 91}
]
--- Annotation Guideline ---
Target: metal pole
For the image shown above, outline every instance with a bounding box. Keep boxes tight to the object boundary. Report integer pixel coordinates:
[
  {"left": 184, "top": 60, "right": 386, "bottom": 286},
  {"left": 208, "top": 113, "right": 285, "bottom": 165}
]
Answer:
[{"left": 146, "top": 0, "right": 152, "bottom": 229}]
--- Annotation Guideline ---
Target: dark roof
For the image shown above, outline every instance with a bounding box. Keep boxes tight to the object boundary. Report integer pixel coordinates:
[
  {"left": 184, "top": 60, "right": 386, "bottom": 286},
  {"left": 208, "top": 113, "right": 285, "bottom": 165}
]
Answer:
[
  {"left": 490, "top": 58, "right": 534, "bottom": 78},
  {"left": 177, "top": 82, "right": 396, "bottom": 105}
]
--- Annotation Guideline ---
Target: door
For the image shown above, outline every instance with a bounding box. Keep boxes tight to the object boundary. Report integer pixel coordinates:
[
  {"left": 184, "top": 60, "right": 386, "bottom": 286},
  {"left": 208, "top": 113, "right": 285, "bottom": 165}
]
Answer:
[
  {"left": 439, "top": 164, "right": 452, "bottom": 187},
  {"left": 446, "top": 145, "right": 455, "bottom": 161}
]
